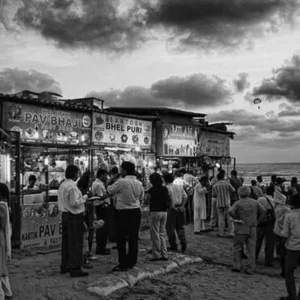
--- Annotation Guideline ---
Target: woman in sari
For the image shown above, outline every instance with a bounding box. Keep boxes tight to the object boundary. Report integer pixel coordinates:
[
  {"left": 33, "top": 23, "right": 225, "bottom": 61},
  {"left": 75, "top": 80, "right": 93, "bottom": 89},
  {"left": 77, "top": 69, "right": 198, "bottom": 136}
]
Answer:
[
  {"left": 193, "top": 176, "right": 209, "bottom": 234},
  {"left": 0, "top": 183, "right": 12, "bottom": 300}
]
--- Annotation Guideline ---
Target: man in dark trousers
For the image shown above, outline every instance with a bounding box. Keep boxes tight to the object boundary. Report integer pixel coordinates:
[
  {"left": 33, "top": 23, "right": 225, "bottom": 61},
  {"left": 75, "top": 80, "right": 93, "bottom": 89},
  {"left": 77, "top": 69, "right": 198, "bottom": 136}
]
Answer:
[
  {"left": 107, "top": 161, "right": 144, "bottom": 271},
  {"left": 58, "top": 165, "right": 89, "bottom": 277},
  {"left": 92, "top": 169, "right": 111, "bottom": 255}
]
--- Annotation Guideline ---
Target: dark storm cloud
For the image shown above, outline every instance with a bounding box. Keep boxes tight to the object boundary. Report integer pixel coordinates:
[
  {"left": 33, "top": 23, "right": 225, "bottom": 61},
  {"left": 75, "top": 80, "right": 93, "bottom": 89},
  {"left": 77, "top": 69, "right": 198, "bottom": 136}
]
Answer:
[
  {"left": 87, "top": 73, "right": 232, "bottom": 109},
  {"left": 233, "top": 73, "right": 250, "bottom": 92},
  {"left": 252, "top": 55, "right": 300, "bottom": 103},
  {"left": 2, "top": 0, "right": 299, "bottom": 53},
  {"left": 0, "top": 68, "right": 62, "bottom": 94},
  {"left": 144, "top": 0, "right": 300, "bottom": 52}
]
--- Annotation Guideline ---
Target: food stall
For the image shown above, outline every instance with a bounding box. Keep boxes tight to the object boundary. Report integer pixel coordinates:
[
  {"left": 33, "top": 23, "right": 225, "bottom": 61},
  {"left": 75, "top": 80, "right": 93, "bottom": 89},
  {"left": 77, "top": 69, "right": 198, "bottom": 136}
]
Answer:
[
  {"left": 1, "top": 98, "right": 92, "bottom": 250},
  {"left": 92, "top": 112, "right": 155, "bottom": 228}
]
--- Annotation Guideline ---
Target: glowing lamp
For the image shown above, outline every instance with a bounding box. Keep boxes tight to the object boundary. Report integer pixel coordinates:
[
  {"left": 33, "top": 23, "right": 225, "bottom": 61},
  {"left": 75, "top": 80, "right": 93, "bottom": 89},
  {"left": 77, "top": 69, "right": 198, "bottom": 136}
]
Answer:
[{"left": 215, "top": 163, "right": 220, "bottom": 168}]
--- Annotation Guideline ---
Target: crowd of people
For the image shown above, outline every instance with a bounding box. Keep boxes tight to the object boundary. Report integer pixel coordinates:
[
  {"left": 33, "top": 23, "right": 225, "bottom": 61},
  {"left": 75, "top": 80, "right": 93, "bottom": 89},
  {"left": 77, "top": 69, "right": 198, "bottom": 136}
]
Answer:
[{"left": 1, "top": 164, "right": 300, "bottom": 299}]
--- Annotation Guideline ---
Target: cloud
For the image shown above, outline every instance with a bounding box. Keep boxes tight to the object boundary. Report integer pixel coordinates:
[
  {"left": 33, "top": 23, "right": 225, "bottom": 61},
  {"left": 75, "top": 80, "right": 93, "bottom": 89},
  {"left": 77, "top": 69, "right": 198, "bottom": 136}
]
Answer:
[
  {"left": 144, "top": 0, "right": 300, "bottom": 52},
  {"left": 233, "top": 73, "right": 250, "bottom": 92},
  {"left": 0, "top": 68, "right": 62, "bottom": 94},
  {"left": 87, "top": 73, "right": 232, "bottom": 109},
  {"left": 207, "top": 109, "right": 300, "bottom": 148},
  {"left": 2, "top": 0, "right": 300, "bottom": 53},
  {"left": 251, "top": 54, "right": 300, "bottom": 103},
  {"left": 278, "top": 102, "right": 300, "bottom": 117}
]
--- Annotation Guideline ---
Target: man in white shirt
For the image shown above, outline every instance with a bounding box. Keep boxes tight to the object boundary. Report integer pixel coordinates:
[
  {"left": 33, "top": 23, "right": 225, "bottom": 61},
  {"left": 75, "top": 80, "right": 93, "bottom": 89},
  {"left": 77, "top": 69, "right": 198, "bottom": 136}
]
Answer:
[
  {"left": 92, "top": 169, "right": 111, "bottom": 255},
  {"left": 163, "top": 172, "right": 188, "bottom": 253},
  {"left": 107, "top": 161, "right": 144, "bottom": 271},
  {"left": 58, "top": 165, "right": 89, "bottom": 277}
]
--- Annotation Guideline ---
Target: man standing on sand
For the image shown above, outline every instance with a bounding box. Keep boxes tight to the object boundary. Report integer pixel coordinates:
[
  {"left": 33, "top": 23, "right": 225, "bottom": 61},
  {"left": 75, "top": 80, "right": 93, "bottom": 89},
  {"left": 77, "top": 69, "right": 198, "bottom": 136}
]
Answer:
[
  {"left": 280, "top": 194, "right": 300, "bottom": 300},
  {"left": 106, "top": 162, "right": 144, "bottom": 272},
  {"left": 58, "top": 165, "right": 89, "bottom": 277},
  {"left": 212, "top": 171, "right": 235, "bottom": 237},
  {"left": 164, "top": 172, "right": 188, "bottom": 253},
  {"left": 229, "top": 186, "right": 265, "bottom": 275}
]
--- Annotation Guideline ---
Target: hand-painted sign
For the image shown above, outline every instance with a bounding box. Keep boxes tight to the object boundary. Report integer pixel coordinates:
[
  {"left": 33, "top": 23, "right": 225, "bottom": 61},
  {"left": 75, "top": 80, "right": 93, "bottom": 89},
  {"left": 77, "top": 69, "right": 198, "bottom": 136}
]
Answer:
[
  {"left": 162, "top": 124, "right": 199, "bottom": 157},
  {"left": 93, "top": 113, "right": 152, "bottom": 149},
  {"left": 20, "top": 203, "right": 62, "bottom": 250},
  {"left": 2, "top": 102, "right": 91, "bottom": 145},
  {"left": 198, "top": 131, "right": 230, "bottom": 157}
]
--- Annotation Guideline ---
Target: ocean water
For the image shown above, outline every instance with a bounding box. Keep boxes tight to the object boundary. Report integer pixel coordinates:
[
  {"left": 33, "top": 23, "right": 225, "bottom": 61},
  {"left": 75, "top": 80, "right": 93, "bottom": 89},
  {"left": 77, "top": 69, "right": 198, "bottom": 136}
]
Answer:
[{"left": 234, "top": 163, "right": 300, "bottom": 185}]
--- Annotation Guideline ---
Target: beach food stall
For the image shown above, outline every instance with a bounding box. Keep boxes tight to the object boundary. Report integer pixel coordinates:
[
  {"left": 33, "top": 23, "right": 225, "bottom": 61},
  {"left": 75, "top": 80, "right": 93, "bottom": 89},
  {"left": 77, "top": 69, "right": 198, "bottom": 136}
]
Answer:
[
  {"left": 0, "top": 95, "right": 92, "bottom": 250},
  {"left": 92, "top": 112, "right": 155, "bottom": 228}
]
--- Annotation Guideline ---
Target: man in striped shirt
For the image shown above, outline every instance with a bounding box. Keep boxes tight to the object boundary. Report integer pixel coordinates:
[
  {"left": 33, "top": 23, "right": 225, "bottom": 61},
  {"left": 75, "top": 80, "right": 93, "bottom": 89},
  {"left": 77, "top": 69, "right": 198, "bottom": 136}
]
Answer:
[{"left": 212, "top": 172, "right": 235, "bottom": 237}]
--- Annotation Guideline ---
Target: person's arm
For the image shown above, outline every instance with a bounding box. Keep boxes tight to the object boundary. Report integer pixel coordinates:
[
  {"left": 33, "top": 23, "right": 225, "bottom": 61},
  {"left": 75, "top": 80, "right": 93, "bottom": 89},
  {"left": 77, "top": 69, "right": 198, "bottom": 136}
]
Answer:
[
  {"left": 139, "top": 187, "right": 145, "bottom": 207},
  {"left": 144, "top": 192, "right": 151, "bottom": 206},
  {"left": 281, "top": 214, "right": 290, "bottom": 239},
  {"left": 178, "top": 189, "right": 188, "bottom": 211},
  {"left": 228, "top": 183, "right": 235, "bottom": 193},
  {"left": 257, "top": 202, "right": 266, "bottom": 223},
  {"left": 228, "top": 202, "right": 237, "bottom": 219},
  {"left": 107, "top": 179, "right": 122, "bottom": 196},
  {"left": 68, "top": 186, "right": 87, "bottom": 207},
  {"left": 212, "top": 185, "right": 217, "bottom": 198}
]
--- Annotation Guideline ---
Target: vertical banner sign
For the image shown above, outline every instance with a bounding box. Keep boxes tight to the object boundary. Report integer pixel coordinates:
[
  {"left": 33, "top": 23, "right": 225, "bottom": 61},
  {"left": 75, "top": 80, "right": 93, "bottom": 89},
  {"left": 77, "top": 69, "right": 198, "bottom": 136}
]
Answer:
[
  {"left": 2, "top": 102, "right": 91, "bottom": 145},
  {"left": 93, "top": 113, "right": 152, "bottom": 149},
  {"left": 162, "top": 124, "right": 199, "bottom": 157},
  {"left": 20, "top": 203, "right": 62, "bottom": 250},
  {"left": 198, "top": 131, "right": 230, "bottom": 157}
]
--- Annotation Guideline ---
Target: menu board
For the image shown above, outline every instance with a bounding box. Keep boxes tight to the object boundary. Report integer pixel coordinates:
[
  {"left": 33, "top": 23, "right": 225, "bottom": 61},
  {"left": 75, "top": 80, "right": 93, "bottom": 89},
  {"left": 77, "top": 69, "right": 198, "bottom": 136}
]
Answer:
[
  {"left": 20, "top": 203, "right": 62, "bottom": 250},
  {"left": 93, "top": 113, "right": 152, "bottom": 149},
  {"left": 198, "top": 131, "right": 230, "bottom": 157},
  {"left": 2, "top": 102, "right": 92, "bottom": 145},
  {"left": 162, "top": 124, "right": 199, "bottom": 157}
]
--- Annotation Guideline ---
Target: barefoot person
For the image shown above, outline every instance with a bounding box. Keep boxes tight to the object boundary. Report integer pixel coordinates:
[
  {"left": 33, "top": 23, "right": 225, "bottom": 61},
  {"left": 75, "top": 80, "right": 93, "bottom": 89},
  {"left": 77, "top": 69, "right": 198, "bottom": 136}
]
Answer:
[
  {"left": 229, "top": 186, "right": 265, "bottom": 275},
  {"left": 0, "top": 183, "right": 13, "bottom": 300},
  {"left": 58, "top": 165, "right": 89, "bottom": 277}
]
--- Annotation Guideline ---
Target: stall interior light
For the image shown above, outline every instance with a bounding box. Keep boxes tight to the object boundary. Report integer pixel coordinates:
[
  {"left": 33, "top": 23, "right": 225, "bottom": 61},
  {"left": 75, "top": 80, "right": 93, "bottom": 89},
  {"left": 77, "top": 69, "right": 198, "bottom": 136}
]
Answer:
[
  {"left": 104, "top": 147, "right": 132, "bottom": 152},
  {"left": 44, "top": 156, "right": 49, "bottom": 165},
  {"left": 135, "top": 146, "right": 141, "bottom": 152},
  {"left": 148, "top": 161, "right": 153, "bottom": 167},
  {"left": 81, "top": 135, "right": 85, "bottom": 142},
  {"left": 215, "top": 163, "right": 220, "bottom": 168}
]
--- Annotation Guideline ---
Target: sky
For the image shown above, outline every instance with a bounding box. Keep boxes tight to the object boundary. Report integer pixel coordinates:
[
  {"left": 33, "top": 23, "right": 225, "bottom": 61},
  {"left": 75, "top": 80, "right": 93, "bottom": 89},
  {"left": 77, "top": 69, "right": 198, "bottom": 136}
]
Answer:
[{"left": 1, "top": 0, "right": 300, "bottom": 164}]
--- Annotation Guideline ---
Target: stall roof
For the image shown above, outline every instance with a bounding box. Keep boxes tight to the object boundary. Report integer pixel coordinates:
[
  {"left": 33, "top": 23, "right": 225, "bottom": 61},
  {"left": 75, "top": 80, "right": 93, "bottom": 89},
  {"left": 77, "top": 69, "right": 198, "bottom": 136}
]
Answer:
[
  {"left": 202, "top": 127, "right": 235, "bottom": 139},
  {"left": 104, "top": 106, "right": 207, "bottom": 118}
]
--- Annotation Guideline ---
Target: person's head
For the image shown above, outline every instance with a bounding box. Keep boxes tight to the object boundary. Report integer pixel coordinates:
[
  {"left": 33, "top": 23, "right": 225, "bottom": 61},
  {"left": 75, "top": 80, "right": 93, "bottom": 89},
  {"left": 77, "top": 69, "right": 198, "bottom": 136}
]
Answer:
[
  {"left": 0, "top": 183, "right": 9, "bottom": 203},
  {"left": 120, "top": 161, "right": 135, "bottom": 177},
  {"left": 28, "top": 174, "right": 37, "bottom": 187},
  {"left": 175, "top": 169, "right": 182, "bottom": 178},
  {"left": 291, "top": 177, "right": 298, "bottom": 186},
  {"left": 65, "top": 165, "right": 80, "bottom": 181},
  {"left": 217, "top": 173, "right": 223, "bottom": 181},
  {"left": 239, "top": 177, "right": 244, "bottom": 184},
  {"left": 149, "top": 173, "right": 163, "bottom": 187},
  {"left": 200, "top": 176, "right": 208, "bottom": 185},
  {"left": 276, "top": 177, "right": 284, "bottom": 186},
  {"left": 163, "top": 172, "right": 174, "bottom": 184},
  {"left": 181, "top": 168, "right": 187, "bottom": 175},
  {"left": 291, "top": 194, "right": 300, "bottom": 209},
  {"left": 251, "top": 180, "right": 257, "bottom": 187},
  {"left": 96, "top": 169, "right": 108, "bottom": 182},
  {"left": 231, "top": 170, "right": 237, "bottom": 178},
  {"left": 257, "top": 176, "right": 263, "bottom": 183},
  {"left": 238, "top": 186, "right": 251, "bottom": 199},
  {"left": 271, "top": 175, "right": 277, "bottom": 183},
  {"left": 111, "top": 166, "right": 119, "bottom": 176},
  {"left": 219, "top": 168, "right": 225, "bottom": 176},
  {"left": 77, "top": 171, "right": 90, "bottom": 191}
]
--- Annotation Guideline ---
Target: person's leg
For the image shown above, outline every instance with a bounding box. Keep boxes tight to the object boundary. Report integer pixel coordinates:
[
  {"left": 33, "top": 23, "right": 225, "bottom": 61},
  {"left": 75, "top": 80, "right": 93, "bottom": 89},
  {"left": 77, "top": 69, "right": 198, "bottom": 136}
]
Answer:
[
  {"left": 60, "top": 213, "right": 69, "bottom": 271},
  {"left": 150, "top": 212, "right": 161, "bottom": 259},
  {"left": 115, "top": 210, "right": 128, "bottom": 268},
  {"left": 255, "top": 226, "right": 265, "bottom": 262},
  {"left": 160, "top": 212, "right": 168, "bottom": 259},
  {"left": 68, "top": 214, "right": 86, "bottom": 275},
  {"left": 1, "top": 276, "right": 12, "bottom": 297},
  {"left": 96, "top": 206, "right": 110, "bottom": 254},
  {"left": 210, "top": 198, "right": 217, "bottom": 228},
  {"left": 189, "top": 195, "right": 194, "bottom": 224},
  {"left": 166, "top": 210, "right": 177, "bottom": 250},
  {"left": 127, "top": 208, "right": 142, "bottom": 267},
  {"left": 216, "top": 206, "right": 225, "bottom": 236},
  {"left": 176, "top": 211, "right": 187, "bottom": 252},
  {"left": 245, "top": 228, "right": 256, "bottom": 274},
  {"left": 264, "top": 224, "right": 276, "bottom": 266},
  {"left": 232, "top": 234, "right": 246, "bottom": 271},
  {"left": 225, "top": 206, "right": 233, "bottom": 235},
  {"left": 0, "top": 281, "right": 4, "bottom": 300},
  {"left": 284, "top": 249, "right": 300, "bottom": 300}
]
